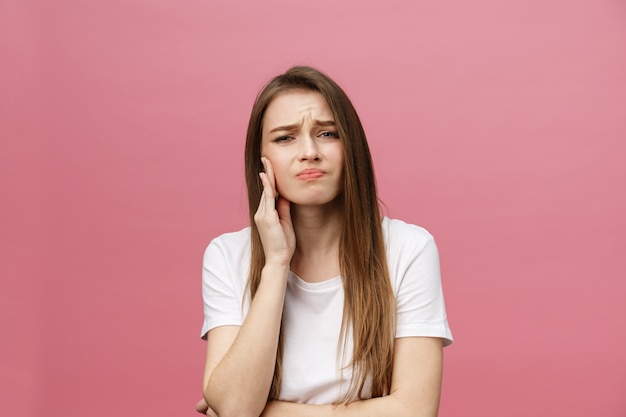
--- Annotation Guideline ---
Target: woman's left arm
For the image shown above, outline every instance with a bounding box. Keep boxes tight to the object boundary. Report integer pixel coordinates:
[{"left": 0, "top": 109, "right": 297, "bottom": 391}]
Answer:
[{"left": 262, "top": 336, "right": 444, "bottom": 417}]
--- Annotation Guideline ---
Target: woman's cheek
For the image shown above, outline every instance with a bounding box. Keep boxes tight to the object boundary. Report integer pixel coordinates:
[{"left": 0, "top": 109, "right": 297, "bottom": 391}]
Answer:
[{"left": 275, "top": 175, "right": 286, "bottom": 196}]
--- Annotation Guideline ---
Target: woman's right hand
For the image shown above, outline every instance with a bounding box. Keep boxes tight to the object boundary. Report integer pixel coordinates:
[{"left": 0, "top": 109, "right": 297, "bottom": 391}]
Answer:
[{"left": 254, "top": 157, "right": 296, "bottom": 267}]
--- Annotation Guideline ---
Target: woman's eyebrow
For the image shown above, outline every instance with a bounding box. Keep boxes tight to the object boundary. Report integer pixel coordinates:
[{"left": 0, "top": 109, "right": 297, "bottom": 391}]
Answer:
[
  {"left": 269, "top": 120, "right": 336, "bottom": 133},
  {"left": 314, "top": 120, "right": 336, "bottom": 127},
  {"left": 269, "top": 123, "right": 300, "bottom": 133}
]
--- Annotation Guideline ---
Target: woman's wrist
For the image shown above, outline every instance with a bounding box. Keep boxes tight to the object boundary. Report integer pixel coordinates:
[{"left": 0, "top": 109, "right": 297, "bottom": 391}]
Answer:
[{"left": 262, "top": 262, "right": 291, "bottom": 276}]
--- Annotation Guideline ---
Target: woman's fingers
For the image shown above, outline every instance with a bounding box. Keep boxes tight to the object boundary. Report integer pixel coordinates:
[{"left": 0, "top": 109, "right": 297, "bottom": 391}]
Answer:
[
  {"left": 261, "top": 157, "right": 278, "bottom": 198},
  {"left": 195, "top": 399, "right": 209, "bottom": 414},
  {"left": 257, "top": 158, "right": 280, "bottom": 222},
  {"left": 254, "top": 160, "right": 295, "bottom": 265},
  {"left": 258, "top": 172, "right": 276, "bottom": 218}
]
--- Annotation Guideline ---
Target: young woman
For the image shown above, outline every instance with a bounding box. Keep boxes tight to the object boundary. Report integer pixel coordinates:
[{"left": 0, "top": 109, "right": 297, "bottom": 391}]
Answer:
[{"left": 196, "top": 66, "right": 453, "bottom": 417}]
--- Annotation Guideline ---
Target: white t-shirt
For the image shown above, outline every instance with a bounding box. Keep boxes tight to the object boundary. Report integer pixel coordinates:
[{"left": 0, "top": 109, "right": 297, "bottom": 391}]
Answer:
[{"left": 201, "top": 217, "right": 453, "bottom": 404}]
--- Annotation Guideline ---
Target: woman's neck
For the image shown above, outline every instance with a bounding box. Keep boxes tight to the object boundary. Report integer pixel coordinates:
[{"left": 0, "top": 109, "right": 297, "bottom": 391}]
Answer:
[{"left": 289, "top": 201, "right": 342, "bottom": 282}]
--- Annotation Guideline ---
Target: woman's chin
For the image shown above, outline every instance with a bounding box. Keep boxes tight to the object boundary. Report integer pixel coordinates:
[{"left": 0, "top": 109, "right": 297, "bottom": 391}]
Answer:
[{"left": 287, "top": 195, "right": 343, "bottom": 209}]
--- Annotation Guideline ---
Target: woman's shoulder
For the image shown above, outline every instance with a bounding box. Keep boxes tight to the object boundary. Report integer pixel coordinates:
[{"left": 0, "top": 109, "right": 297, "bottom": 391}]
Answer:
[
  {"left": 209, "top": 226, "right": 251, "bottom": 246},
  {"left": 382, "top": 217, "right": 435, "bottom": 247},
  {"left": 204, "top": 226, "right": 252, "bottom": 261},
  {"left": 382, "top": 217, "right": 438, "bottom": 266}
]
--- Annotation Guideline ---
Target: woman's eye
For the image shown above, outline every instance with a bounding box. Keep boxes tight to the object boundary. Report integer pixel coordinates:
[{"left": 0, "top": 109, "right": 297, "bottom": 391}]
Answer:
[
  {"left": 274, "top": 135, "right": 293, "bottom": 143},
  {"left": 319, "top": 131, "right": 340, "bottom": 139}
]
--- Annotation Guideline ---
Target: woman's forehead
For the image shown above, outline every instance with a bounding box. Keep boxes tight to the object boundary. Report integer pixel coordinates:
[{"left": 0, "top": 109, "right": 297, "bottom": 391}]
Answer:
[{"left": 263, "top": 91, "right": 334, "bottom": 131}]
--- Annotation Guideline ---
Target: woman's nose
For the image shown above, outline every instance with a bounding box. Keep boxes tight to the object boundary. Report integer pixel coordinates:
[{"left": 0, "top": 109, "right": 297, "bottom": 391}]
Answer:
[{"left": 298, "top": 136, "right": 320, "bottom": 161}]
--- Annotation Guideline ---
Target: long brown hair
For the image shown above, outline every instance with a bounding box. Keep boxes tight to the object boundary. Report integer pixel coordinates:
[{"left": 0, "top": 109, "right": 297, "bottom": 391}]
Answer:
[{"left": 244, "top": 66, "right": 396, "bottom": 403}]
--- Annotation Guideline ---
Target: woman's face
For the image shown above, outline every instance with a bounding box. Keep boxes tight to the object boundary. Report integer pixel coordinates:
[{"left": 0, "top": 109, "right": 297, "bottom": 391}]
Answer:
[{"left": 261, "top": 90, "right": 344, "bottom": 207}]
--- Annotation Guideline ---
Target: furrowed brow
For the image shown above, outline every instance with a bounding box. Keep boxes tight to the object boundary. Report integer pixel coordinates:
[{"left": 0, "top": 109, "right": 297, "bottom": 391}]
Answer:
[
  {"left": 269, "top": 120, "right": 335, "bottom": 133},
  {"left": 314, "top": 120, "right": 336, "bottom": 127},
  {"left": 269, "top": 123, "right": 301, "bottom": 133}
]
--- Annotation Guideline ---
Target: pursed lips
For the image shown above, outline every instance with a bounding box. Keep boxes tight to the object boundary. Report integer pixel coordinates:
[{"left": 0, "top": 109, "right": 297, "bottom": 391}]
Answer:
[{"left": 296, "top": 168, "right": 326, "bottom": 181}]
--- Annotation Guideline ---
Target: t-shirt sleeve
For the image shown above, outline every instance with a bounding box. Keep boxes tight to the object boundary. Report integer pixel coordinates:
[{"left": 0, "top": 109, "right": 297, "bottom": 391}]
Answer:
[
  {"left": 394, "top": 230, "right": 453, "bottom": 346},
  {"left": 200, "top": 238, "right": 245, "bottom": 339}
]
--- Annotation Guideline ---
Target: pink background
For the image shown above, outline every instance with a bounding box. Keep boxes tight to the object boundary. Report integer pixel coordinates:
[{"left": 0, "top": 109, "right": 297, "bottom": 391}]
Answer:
[{"left": 2, "top": 1, "right": 625, "bottom": 416}]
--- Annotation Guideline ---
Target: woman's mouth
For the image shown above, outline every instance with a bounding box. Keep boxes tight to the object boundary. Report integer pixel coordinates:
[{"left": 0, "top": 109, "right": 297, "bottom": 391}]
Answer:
[{"left": 297, "top": 168, "right": 326, "bottom": 181}]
